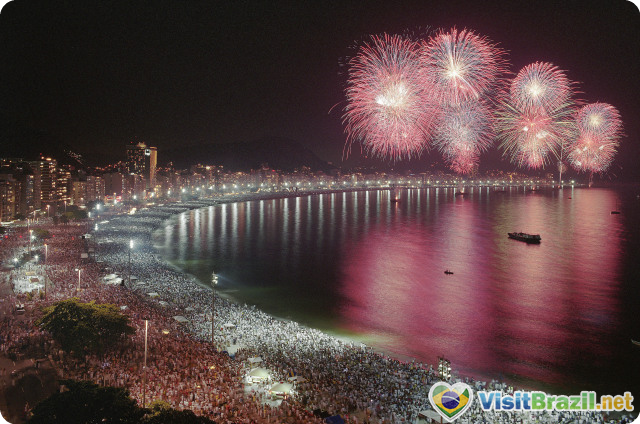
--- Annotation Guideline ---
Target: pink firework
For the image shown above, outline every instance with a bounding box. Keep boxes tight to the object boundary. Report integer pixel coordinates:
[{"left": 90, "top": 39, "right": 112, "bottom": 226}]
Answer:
[
  {"left": 497, "top": 103, "right": 576, "bottom": 169},
  {"left": 343, "top": 34, "right": 437, "bottom": 160},
  {"left": 575, "top": 102, "right": 622, "bottom": 140},
  {"left": 510, "top": 62, "right": 572, "bottom": 113},
  {"left": 449, "top": 145, "right": 480, "bottom": 174},
  {"left": 420, "top": 27, "right": 507, "bottom": 106},
  {"left": 568, "top": 103, "right": 622, "bottom": 173},
  {"left": 433, "top": 100, "right": 495, "bottom": 173}
]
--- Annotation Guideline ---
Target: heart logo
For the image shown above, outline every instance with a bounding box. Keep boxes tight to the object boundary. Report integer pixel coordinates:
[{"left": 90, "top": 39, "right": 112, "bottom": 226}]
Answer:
[{"left": 428, "top": 381, "right": 474, "bottom": 422}]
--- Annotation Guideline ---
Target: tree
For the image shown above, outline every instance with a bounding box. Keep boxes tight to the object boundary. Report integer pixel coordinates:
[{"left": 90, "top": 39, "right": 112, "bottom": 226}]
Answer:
[
  {"left": 28, "top": 380, "right": 144, "bottom": 424},
  {"left": 37, "top": 298, "right": 135, "bottom": 355},
  {"left": 73, "top": 209, "right": 88, "bottom": 220},
  {"left": 32, "top": 228, "right": 51, "bottom": 240},
  {"left": 143, "top": 402, "right": 217, "bottom": 424}
]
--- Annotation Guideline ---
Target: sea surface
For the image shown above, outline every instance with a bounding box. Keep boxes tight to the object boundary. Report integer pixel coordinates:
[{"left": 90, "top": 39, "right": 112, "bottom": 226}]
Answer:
[{"left": 153, "top": 186, "right": 640, "bottom": 396}]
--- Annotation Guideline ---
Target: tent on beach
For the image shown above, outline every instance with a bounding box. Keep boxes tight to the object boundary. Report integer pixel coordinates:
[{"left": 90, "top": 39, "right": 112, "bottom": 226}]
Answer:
[
  {"left": 418, "top": 410, "right": 442, "bottom": 423},
  {"left": 269, "top": 382, "right": 293, "bottom": 396},
  {"left": 247, "top": 367, "right": 270, "bottom": 382}
]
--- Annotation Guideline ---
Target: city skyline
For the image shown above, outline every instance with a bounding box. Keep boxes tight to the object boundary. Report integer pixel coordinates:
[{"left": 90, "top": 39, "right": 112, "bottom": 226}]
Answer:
[{"left": 1, "top": 1, "right": 639, "bottom": 178}]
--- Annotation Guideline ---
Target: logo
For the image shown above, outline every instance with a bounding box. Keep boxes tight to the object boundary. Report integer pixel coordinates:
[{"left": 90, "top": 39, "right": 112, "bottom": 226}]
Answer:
[{"left": 429, "top": 382, "right": 474, "bottom": 422}]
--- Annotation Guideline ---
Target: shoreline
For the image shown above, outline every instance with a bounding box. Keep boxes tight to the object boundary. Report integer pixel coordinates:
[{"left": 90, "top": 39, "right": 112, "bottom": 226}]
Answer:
[
  {"left": 2, "top": 190, "right": 633, "bottom": 423},
  {"left": 122, "top": 190, "right": 553, "bottom": 389}
]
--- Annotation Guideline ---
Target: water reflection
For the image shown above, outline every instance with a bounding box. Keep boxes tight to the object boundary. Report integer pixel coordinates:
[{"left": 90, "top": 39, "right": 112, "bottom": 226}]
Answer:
[{"left": 156, "top": 188, "right": 634, "bottom": 394}]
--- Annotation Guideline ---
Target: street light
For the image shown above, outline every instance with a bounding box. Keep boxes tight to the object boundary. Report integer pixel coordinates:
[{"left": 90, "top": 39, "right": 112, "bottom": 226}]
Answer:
[
  {"left": 211, "top": 271, "right": 219, "bottom": 345},
  {"left": 128, "top": 239, "right": 134, "bottom": 288},
  {"left": 75, "top": 268, "right": 81, "bottom": 292},
  {"left": 143, "top": 318, "right": 149, "bottom": 408},
  {"left": 29, "top": 229, "right": 33, "bottom": 256}
]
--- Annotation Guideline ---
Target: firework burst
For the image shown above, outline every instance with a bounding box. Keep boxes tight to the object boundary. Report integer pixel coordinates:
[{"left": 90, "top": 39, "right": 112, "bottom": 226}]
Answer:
[
  {"left": 343, "top": 34, "right": 437, "bottom": 160},
  {"left": 497, "top": 102, "right": 576, "bottom": 169},
  {"left": 497, "top": 62, "right": 577, "bottom": 169},
  {"left": 433, "top": 100, "right": 494, "bottom": 173},
  {"left": 575, "top": 102, "right": 622, "bottom": 140},
  {"left": 568, "top": 102, "right": 622, "bottom": 173},
  {"left": 420, "top": 27, "right": 507, "bottom": 106},
  {"left": 509, "top": 62, "right": 572, "bottom": 113}
]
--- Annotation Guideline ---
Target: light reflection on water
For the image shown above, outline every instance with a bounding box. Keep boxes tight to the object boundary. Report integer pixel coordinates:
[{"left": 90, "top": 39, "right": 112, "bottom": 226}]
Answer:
[{"left": 154, "top": 187, "right": 640, "bottom": 395}]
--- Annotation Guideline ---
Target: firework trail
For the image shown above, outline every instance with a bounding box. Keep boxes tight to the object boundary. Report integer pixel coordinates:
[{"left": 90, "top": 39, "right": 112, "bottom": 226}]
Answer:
[
  {"left": 419, "top": 27, "right": 508, "bottom": 106},
  {"left": 433, "top": 100, "right": 495, "bottom": 173},
  {"left": 568, "top": 102, "right": 622, "bottom": 173},
  {"left": 343, "top": 34, "right": 437, "bottom": 160}
]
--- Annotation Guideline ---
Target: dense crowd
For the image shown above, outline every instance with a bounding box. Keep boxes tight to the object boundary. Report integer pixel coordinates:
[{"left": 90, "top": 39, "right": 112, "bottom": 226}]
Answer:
[{"left": 0, "top": 200, "right": 635, "bottom": 423}]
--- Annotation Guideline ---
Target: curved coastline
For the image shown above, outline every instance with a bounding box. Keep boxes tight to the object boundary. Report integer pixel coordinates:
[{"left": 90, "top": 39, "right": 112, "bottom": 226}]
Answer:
[{"left": 94, "top": 189, "right": 633, "bottom": 423}]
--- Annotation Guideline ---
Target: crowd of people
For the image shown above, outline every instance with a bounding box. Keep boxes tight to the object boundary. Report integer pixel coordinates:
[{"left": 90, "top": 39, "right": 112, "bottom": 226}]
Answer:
[{"left": 0, "top": 199, "right": 635, "bottom": 423}]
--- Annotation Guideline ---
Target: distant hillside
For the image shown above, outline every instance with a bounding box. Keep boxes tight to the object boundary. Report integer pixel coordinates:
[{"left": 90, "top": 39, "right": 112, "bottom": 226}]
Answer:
[
  {"left": 163, "top": 137, "right": 337, "bottom": 172},
  {"left": 0, "top": 114, "right": 86, "bottom": 168}
]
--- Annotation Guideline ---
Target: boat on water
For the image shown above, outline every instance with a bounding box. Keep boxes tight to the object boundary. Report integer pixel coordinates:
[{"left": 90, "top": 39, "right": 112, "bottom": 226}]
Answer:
[
  {"left": 611, "top": 199, "right": 621, "bottom": 214},
  {"left": 444, "top": 270, "right": 454, "bottom": 275},
  {"left": 455, "top": 191, "right": 469, "bottom": 196},
  {"left": 632, "top": 339, "right": 640, "bottom": 346},
  {"left": 508, "top": 232, "right": 541, "bottom": 244}
]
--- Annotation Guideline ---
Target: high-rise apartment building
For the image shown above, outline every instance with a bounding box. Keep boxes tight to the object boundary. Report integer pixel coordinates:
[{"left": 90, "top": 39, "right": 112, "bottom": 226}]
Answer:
[
  {"left": 0, "top": 178, "right": 15, "bottom": 222},
  {"left": 126, "top": 142, "right": 157, "bottom": 191},
  {"left": 28, "top": 158, "right": 57, "bottom": 211}
]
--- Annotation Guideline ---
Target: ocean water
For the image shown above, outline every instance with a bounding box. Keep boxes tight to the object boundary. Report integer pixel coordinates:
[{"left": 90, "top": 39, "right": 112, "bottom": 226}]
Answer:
[{"left": 154, "top": 186, "right": 640, "bottom": 396}]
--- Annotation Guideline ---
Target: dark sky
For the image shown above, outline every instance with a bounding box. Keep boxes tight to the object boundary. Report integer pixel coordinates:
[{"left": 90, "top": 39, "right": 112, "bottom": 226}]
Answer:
[{"left": 0, "top": 0, "right": 638, "bottom": 177}]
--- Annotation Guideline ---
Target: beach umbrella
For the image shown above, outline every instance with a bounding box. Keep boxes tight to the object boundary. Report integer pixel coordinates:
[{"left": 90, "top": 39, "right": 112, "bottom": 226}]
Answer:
[
  {"left": 269, "top": 383, "right": 293, "bottom": 394},
  {"left": 248, "top": 368, "right": 270, "bottom": 379}
]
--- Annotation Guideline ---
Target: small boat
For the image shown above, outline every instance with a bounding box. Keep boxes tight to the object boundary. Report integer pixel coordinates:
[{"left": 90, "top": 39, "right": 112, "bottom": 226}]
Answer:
[
  {"left": 391, "top": 197, "right": 401, "bottom": 203},
  {"left": 455, "top": 191, "right": 469, "bottom": 196},
  {"left": 508, "top": 232, "right": 541, "bottom": 244},
  {"left": 632, "top": 339, "right": 640, "bottom": 346},
  {"left": 611, "top": 200, "right": 621, "bottom": 214},
  {"left": 444, "top": 270, "right": 454, "bottom": 275}
]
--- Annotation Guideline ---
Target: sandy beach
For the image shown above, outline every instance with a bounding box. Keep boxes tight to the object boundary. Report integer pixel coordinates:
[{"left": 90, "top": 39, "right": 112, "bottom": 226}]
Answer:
[{"left": 0, "top": 193, "right": 635, "bottom": 423}]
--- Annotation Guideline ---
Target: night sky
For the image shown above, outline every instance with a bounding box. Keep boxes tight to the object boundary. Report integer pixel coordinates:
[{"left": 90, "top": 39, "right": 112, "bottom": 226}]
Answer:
[{"left": 1, "top": 0, "right": 638, "bottom": 178}]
